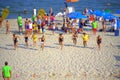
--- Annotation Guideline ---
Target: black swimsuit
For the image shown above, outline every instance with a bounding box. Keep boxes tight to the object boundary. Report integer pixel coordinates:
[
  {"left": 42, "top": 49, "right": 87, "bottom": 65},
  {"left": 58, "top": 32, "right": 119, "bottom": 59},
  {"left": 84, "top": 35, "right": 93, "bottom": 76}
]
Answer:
[
  {"left": 14, "top": 38, "right": 18, "bottom": 44},
  {"left": 97, "top": 38, "right": 101, "bottom": 44},
  {"left": 41, "top": 38, "right": 44, "bottom": 42},
  {"left": 59, "top": 37, "right": 63, "bottom": 42},
  {"left": 25, "top": 37, "right": 28, "bottom": 42}
]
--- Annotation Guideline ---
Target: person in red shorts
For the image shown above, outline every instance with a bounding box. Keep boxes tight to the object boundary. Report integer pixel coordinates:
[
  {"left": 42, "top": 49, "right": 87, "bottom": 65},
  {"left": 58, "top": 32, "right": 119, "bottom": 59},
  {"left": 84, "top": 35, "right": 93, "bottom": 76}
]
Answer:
[{"left": 92, "top": 20, "right": 98, "bottom": 35}]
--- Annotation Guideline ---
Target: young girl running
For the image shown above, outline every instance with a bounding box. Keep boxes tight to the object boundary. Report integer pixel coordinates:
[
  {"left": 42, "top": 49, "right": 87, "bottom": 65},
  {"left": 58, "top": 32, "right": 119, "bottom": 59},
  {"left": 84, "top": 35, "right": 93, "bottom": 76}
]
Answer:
[
  {"left": 24, "top": 32, "right": 29, "bottom": 47},
  {"left": 6, "top": 20, "right": 10, "bottom": 34},
  {"left": 39, "top": 35, "right": 46, "bottom": 50},
  {"left": 58, "top": 33, "right": 64, "bottom": 50},
  {"left": 97, "top": 35, "right": 102, "bottom": 50},
  {"left": 72, "top": 31, "right": 78, "bottom": 46},
  {"left": 32, "top": 33, "right": 37, "bottom": 47},
  {"left": 82, "top": 32, "right": 89, "bottom": 47},
  {"left": 13, "top": 34, "right": 20, "bottom": 50}
]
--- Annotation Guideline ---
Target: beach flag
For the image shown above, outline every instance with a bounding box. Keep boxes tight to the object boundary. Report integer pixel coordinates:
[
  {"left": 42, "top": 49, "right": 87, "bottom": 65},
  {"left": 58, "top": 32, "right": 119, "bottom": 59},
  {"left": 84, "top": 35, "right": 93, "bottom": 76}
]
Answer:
[{"left": 2, "top": 8, "right": 9, "bottom": 20}]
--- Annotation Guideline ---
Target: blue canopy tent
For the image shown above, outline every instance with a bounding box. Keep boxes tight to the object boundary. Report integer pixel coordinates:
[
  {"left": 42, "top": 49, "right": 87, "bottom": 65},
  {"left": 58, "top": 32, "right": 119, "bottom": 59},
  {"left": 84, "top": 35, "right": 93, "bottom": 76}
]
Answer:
[
  {"left": 68, "top": 12, "right": 87, "bottom": 19},
  {"left": 91, "top": 10, "right": 118, "bottom": 20},
  {"left": 117, "top": 19, "right": 120, "bottom": 29},
  {"left": 103, "top": 13, "right": 118, "bottom": 20},
  {"left": 116, "top": 10, "right": 120, "bottom": 14}
]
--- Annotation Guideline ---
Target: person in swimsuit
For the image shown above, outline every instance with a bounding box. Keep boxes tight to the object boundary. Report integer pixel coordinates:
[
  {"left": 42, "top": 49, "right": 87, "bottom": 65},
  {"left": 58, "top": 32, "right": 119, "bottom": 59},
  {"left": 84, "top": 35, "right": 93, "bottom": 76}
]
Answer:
[
  {"left": 13, "top": 34, "right": 20, "bottom": 50},
  {"left": 52, "top": 23, "right": 56, "bottom": 35},
  {"left": 32, "top": 33, "right": 37, "bottom": 47},
  {"left": 102, "top": 19, "right": 106, "bottom": 32},
  {"left": 29, "top": 20, "right": 33, "bottom": 35},
  {"left": 2, "top": 61, "right": 12, "bottom": 80},
  {"left": 24, "top": 18, "right": 29, "bottom": 33},
  {"left": 58, "top": 33, "right": 64, "bottom": 50},
  {"left": 78, "top": 19, "right": 84, "bottom": 33},
  {"left": 82, "top": 32, "right": 89, "bottom": 47},
  {"left": 32, "top": 21, "right": 37, "bottom": 33},
  {"left": 6, "top": 20, "right": 10, "bottom": 34},
  {"left": 39, "top": 35, "right": 46, "bottom": 50},
  {"left": 97, "top": 35, "right": 102, "bottom": 50},
  {"left": 72, "top": 31, "right": 78, "bottom": 46},
  {"left": 24, "top": 32, "right": 29, "bottom": 48},
  {"left": 0, "top": 15, "right": 3, "bottom": 28}
]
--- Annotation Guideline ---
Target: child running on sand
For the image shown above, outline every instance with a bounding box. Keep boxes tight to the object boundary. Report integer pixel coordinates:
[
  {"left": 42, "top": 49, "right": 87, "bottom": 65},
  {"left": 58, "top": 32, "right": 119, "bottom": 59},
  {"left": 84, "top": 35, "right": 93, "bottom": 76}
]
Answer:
[
  {"left": 32, "top": 33, "right": 37, "bottom": 47},
  {"left": 72, "top": 31, "right": 78, "bottom": 46},
  {"left": 24, "top": 32, "right": 29, "bottom": 48},
  {"left": 13, "top": 34, "right": 20, "bottom": 50},
  {"left": 33, "top": 21, "right": 37, "bottom": 33},
  {"left": 58, "top": 33, "right": 64, "bottom": 50},
  {"left": 39, "top": 35, "right": 46, "bottom": 50},
  {"left": 82, "top": 32, "right": 89, "bottom": 47},
  {"left": 6, "top": 20, "right": 10, "bottom": 34},
  {"left": 97, "top": 35, "right": 102, "bottom": 50}
]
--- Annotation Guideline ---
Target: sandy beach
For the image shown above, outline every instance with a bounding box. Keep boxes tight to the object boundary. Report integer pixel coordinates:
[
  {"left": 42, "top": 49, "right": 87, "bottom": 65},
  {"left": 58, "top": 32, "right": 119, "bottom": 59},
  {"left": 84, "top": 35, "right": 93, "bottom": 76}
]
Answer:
[{"left": 0, "top": 17, "right": 120, "bottom": 80}]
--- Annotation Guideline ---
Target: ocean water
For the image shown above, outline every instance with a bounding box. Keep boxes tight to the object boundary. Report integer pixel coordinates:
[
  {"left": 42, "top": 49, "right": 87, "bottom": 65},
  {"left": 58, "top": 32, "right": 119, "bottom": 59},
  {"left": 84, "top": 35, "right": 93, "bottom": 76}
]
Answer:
[{"left": 0, "top": 0, "right": 120, "bottom": 19}]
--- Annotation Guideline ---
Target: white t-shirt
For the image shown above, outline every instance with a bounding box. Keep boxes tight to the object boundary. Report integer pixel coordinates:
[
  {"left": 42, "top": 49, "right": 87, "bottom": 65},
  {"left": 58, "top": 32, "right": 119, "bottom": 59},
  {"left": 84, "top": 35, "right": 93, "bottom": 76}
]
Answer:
[
  {"left": 112, "top": 19, "right": 117, "bottom": 30},
  {"left": 52, "top": 25, "right": 56, "bottom": 30},
  {"left": 29, "top": 23, "right": 33, "bottom": 29}
]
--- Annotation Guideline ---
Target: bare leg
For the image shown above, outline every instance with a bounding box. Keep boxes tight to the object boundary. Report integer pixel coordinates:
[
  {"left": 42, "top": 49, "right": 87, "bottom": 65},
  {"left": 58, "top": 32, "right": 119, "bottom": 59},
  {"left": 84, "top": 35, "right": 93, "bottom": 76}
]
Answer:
[
  {"left": 61, "top": 42, "right": 63, "bottom": 50},
  {"left": 33, "top": 41, "right": 36, "bottom": 47},
  {"left": 83, "top": 41, "right": 87, "bottom": 47},
  {"left": 0, "top": 22, "right": 2, "bottom": 28},
  {"left": 98, "top": 44, "right": 101, "bottom": 50},
  {"left": 41, "top": 44, "right": 44, "bottom": 51},
  {"left": 8, "top": 78, "right": 10, "bottom": 80},
  {"left": 4, "top": 77, "right": 10, "bottom": 80},
  {"left": 26, "top": 42, "right": 28, "bottom": 48}
]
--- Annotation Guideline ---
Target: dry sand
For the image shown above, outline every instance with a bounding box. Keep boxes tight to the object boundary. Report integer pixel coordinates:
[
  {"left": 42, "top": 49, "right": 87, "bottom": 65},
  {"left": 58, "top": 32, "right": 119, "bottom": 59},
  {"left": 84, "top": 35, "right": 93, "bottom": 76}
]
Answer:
[{"left": 0, "top": 17, "right": 120, "bottom": 80}]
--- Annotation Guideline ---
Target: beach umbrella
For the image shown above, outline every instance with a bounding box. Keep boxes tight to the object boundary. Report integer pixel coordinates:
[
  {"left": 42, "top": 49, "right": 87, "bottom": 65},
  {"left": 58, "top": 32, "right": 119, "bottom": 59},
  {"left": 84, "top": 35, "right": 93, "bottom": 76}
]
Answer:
[{"left": 66, "top": 0, "right": 79, "bottom": 2}]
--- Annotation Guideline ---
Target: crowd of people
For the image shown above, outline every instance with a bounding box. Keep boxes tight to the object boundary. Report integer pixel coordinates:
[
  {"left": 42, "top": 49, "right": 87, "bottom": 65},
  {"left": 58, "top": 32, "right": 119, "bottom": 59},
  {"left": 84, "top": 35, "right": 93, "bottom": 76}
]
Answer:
[
  {"left": 0, "top": 7, "right": 105, "bottom": 51},
  {"left": 4, "top": 7, "right": 120, "bottom": 80}
]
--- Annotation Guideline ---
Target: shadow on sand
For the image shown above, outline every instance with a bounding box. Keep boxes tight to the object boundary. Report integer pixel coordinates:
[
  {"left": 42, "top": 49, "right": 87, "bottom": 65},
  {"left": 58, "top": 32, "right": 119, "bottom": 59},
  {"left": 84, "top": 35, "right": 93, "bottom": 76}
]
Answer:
[
  {"left": 114, "top": 55, "right": 120, "bottom": 69},
  {"left": 114, "top": 55, "right": 120, "bottom": 61},
  {"left": 0, "top": 46, "right": 14, "bottom": 50},
  {"left": 6, "top": 44, "right": 38, "bottom": 50},
  {"left": 117, "top": 45, "right": 120, "bottom": 49},
  {"left": 45, "top": 45, "right": 58, "bottom": 49}
]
